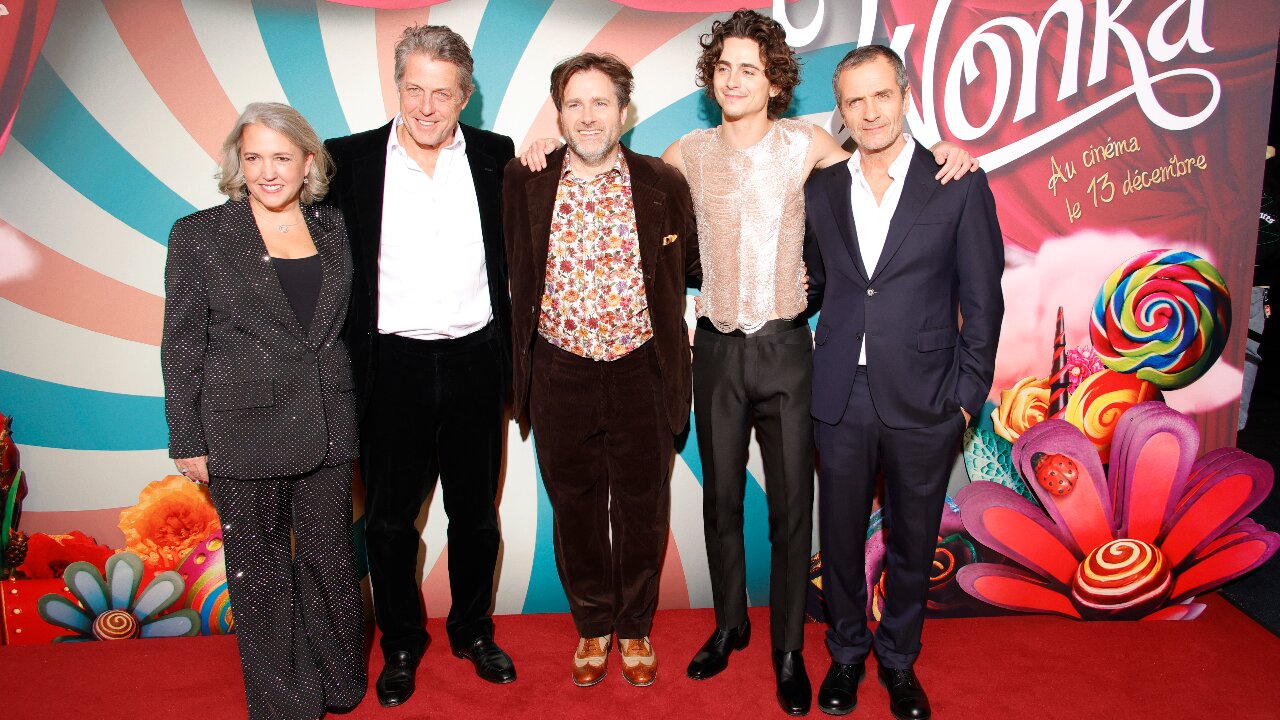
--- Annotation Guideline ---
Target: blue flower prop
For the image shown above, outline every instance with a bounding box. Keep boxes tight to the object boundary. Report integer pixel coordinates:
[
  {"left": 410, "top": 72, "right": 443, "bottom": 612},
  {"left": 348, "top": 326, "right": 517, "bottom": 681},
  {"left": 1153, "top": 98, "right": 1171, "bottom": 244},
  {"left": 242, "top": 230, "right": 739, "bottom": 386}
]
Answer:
[{"left": 37, "top": 552, "right": 199, "bottom": 641}]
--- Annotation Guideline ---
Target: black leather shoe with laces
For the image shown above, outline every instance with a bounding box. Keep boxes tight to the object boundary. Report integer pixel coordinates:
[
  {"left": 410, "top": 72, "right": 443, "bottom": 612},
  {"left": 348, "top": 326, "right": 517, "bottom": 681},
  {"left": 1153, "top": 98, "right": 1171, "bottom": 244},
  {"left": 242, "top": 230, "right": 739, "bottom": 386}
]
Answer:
[
  {"left": 877, "top": 665, "right": 932, "bottom": 720},
  {"left": 817, "top": 661, "right": 865, "bottom": 715}
]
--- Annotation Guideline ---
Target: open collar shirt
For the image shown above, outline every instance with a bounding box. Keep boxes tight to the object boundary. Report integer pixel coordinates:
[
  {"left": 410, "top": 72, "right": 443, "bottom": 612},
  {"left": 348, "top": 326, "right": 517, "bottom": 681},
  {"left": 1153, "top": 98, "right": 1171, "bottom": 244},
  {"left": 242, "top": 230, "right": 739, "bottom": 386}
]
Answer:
[
  {"left": 377, "top": 118, "right": 491, "bottom": 339},
  {"left": 849, "top": 133, "right": 916, "bottom": 366}
]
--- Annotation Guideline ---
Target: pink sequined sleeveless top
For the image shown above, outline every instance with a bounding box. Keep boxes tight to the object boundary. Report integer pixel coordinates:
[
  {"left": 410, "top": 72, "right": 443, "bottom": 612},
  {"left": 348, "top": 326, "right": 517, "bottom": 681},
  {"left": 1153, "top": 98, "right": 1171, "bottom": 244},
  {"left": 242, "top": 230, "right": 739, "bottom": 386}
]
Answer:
[{"left": 680, "top": 117, "right": 813, "bottom": 333}]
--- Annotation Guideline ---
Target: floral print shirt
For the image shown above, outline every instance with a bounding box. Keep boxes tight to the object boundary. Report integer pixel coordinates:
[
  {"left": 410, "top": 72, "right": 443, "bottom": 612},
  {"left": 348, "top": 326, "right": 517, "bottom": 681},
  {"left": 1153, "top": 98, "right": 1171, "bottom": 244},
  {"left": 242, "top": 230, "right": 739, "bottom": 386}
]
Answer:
[{"left": 538, "top": 154, "right": 652, "bottom": 361}]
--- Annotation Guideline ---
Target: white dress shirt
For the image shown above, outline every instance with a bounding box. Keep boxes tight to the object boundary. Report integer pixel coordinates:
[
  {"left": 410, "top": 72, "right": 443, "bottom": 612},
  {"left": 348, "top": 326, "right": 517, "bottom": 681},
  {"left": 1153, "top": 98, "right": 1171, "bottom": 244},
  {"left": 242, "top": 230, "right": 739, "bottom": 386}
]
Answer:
[
  {"left": 377, "top": 118, "right": 492, "bottom": 339},
  {"left": 849, "top": 134, "right": 916, "bottom": 366}
]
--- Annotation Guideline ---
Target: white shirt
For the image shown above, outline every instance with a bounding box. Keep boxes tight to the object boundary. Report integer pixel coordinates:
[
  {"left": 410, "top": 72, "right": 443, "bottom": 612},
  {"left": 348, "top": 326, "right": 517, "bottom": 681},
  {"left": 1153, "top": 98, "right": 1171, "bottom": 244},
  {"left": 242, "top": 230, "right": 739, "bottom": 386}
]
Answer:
[
  {"left": 849, "top": 133, "right": 915, "bottom": 366},
  {"left": 377, "top": 118, "right": 491, "bottom": 339}
]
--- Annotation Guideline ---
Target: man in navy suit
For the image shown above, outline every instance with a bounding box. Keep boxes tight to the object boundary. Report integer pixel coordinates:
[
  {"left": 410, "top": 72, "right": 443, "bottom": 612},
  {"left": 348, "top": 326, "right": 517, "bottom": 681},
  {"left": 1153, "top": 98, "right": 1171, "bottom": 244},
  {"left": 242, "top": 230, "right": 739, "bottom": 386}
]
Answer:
[{"left": 803, "top": 45, "right": 1003, "bottom": 719}]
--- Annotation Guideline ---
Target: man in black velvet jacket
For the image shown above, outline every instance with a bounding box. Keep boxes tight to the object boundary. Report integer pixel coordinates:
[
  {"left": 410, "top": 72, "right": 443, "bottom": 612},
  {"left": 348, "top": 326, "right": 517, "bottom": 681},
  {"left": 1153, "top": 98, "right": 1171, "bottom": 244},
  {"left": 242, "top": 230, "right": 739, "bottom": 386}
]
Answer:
[{"left": 323, "top": 24, "right": 516, "bottom": 708}]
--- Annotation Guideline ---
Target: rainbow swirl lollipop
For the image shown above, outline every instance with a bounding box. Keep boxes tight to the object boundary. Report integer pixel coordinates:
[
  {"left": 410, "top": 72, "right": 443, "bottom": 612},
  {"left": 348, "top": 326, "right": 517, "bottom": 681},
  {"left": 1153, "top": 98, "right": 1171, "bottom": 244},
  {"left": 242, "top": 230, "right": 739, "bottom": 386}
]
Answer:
[{"left": 1089, "top": 249, "right": 1230, "bottom": 390}]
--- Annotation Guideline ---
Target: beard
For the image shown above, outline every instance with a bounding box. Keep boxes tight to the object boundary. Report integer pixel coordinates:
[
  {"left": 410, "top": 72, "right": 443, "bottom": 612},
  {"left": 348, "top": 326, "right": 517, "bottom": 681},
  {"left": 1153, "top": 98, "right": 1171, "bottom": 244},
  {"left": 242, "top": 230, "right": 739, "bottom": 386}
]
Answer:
[{"left": 562, "top": 124, "right": 621, "bottom": 168}]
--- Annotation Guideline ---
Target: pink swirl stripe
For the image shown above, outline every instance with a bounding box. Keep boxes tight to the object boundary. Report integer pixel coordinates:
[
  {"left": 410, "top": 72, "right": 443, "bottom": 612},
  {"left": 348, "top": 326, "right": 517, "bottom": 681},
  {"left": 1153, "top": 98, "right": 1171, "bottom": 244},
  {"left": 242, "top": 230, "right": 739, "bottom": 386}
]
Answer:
[
  {"left": 0, "top": 220, "right": 162, "bottom": 345},
  {"left": 102, "top": 0, "right": 239, "bottom": 161}
]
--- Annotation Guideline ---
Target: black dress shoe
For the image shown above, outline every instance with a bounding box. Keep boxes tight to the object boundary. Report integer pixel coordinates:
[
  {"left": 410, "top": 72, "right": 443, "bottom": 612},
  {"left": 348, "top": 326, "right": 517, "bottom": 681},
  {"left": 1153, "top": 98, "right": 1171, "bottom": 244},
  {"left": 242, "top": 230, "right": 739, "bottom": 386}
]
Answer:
[
  {"left": 376, "top": 650, "right": 420, "bottom": 708},
  {"left": 817, "top": 661, "right": 865, "bottom": 715},
  {"left": 686, "top": 619, "right": 751, "bottom": 679},
  {"left": 877, "top": 665, "right": 932, "bottom": 720},
  {"left": 772, "top": 650, "right": 812, "bottom": 716},
  {"left": 452, "top": 635, "right": 517, "bottom": 684}
]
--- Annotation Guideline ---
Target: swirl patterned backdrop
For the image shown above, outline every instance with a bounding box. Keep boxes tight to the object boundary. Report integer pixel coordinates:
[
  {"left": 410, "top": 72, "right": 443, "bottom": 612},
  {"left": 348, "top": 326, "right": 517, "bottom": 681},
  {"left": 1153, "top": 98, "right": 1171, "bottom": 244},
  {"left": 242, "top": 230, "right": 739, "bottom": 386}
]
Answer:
[{"left": 0, "top": 0, "right": 1276, "bottom": 633}]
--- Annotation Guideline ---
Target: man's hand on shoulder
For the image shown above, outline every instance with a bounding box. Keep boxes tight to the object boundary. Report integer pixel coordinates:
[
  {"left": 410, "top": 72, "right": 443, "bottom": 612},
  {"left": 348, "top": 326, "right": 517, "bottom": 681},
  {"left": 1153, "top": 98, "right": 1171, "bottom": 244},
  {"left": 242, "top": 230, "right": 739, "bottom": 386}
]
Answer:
[
  {"left": 930, "top": 141, "right": 980, "bottom": 184},
  {"left": 519, "top": 138, "right": 561, "bottom": 171}
]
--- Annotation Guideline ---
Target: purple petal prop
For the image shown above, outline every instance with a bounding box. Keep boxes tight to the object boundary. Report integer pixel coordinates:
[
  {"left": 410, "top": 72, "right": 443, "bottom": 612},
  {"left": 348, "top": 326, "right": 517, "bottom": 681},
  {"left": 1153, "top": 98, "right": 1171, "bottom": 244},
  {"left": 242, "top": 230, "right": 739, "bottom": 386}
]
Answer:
[
  {"left": 1108, "top": 401, "right": 1199, "bottom": 543},
  {"left": 1012, "top": 420, "right": 1116, "bottom": 556},
  {"left": 1141, "top": 601, "right": 1206, "bottom": 621},
  {"left": 956, "top": 563, "right": 1081, "bottom": 618},
  {"left": 1177, "top": 447, "right": 1248, "bottom": 513},
  {"left": 1161, "top": 450, "right": 1275, "bottom": 567},
  {"left": 957, "top": 481, "right": 1079, "bottom": 584},
  {"left": 1170, "top": 531, "right": 1280, "bottom": 601}
]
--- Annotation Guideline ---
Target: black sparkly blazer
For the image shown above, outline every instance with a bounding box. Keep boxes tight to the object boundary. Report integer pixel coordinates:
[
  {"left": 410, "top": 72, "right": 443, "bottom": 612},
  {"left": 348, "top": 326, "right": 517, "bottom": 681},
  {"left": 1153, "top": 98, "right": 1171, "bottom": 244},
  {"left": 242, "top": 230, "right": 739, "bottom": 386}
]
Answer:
[{"left": 162, "top": 199, "right": 359, "bottom": 479}]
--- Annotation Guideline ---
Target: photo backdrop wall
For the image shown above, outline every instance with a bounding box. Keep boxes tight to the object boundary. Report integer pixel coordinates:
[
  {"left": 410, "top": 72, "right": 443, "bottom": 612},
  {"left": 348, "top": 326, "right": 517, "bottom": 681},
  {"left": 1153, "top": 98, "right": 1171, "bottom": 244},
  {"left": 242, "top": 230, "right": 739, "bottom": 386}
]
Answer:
[{"left": 0, "top": 0, "right": 1276, "bottom": 640}]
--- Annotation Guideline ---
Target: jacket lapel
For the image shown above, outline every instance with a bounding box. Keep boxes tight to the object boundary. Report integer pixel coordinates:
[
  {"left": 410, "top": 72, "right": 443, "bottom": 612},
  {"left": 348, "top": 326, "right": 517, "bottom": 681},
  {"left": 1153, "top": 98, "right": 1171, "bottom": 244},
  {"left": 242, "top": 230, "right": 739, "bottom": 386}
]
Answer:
[
  {"left": 215, "top": 200, "right": 305, "bottom": 340},
  {"left": 303, "top": 205, "right": 346, "bottom": 348},
  {"left": 461, "top": 123, "right": 502, "bottom": 249},
  {"left": 350, "top": 124, "right": 390, "bottom": 291},
  {"left": 824, "top": 165, "right": 868, "bottom": 281},
  {"left": 871, "top": 144, "right": 939, "bottom": 282},
  {"left": 525, "top": 146, "right": 566, "bottom": 297},
  {"left": 623, "top": 146, "right": 665, "bottom": 284}
]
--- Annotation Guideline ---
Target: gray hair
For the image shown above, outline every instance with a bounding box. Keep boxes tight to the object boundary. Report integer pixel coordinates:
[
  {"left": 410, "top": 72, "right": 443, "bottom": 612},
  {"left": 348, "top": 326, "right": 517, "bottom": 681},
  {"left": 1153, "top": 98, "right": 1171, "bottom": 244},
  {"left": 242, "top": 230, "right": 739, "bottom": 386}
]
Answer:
[
  {"left": 832, "top": 45, "right": 909, "bottom": 104},
  {"left": 216, "top": 102, "right": 331, "bottom": 204},
  {"left": 393, "top": 24, "right": 475, "bottom": 96}
]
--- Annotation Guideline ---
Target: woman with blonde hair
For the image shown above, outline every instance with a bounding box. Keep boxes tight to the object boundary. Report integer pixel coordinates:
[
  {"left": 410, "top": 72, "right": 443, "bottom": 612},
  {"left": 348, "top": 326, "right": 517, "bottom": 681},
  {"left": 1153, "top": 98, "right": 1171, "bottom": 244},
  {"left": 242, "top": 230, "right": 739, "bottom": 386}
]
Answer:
[{"left": 162, "top": 102, "right": 366, "bottom": 719}]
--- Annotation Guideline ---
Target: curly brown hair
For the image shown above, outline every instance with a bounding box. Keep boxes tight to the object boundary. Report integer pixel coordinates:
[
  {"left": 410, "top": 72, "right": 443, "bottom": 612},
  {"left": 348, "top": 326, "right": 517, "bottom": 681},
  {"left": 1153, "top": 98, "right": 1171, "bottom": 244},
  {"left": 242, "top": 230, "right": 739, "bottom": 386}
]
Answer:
[{"left": 695, "top": 9, "right": 800, "bottom": 120}]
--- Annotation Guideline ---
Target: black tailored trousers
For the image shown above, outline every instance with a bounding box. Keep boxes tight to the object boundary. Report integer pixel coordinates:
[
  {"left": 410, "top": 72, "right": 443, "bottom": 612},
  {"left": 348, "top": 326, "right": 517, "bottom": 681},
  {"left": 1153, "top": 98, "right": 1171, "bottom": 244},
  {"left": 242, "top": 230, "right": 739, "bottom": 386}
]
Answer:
[
  {"left": 815, "top": 368, "right": 965, "bottom": 669},
  {"left": 529, "top": 336, "right": 673, "bottom": 639},
  {"left": 363, "top": 326, "right": 503, "bottom": 657},
  {"left": 693, "top": 320, "right": 814, "bottom": 652},
  {"left": 210, "top": 464, "right": 366, "bottom": 720}
]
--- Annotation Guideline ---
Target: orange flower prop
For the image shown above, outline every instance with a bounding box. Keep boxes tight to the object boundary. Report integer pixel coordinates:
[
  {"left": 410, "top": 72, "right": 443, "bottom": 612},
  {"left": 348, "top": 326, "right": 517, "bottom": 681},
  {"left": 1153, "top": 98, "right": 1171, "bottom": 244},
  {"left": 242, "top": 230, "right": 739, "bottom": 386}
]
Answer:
[
  {"left": 118, "top": 476, "right": 221, "bottom": 572},
  {"left": 19, "top": 530, "right": 114, "bottom": 579},
  {"left": 991, "top": 376, "right": 1052, "bottom": 443}
]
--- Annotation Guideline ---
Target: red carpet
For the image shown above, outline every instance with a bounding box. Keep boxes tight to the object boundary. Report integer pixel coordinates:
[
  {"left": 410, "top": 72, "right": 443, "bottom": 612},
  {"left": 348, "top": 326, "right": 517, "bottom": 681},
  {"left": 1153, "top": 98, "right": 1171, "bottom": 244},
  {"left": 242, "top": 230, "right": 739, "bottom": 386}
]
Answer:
[{"left": 3, "top": 594, "right": 1278, "bottom": 720}]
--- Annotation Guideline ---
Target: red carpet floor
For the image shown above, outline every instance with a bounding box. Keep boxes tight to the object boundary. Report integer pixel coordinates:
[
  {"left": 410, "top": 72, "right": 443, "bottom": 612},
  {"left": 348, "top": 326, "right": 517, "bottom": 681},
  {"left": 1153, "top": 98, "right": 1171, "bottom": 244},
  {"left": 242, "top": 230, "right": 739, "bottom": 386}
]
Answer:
[{"left": 3, "top": 594, "right": 1279, "bottom": 720}]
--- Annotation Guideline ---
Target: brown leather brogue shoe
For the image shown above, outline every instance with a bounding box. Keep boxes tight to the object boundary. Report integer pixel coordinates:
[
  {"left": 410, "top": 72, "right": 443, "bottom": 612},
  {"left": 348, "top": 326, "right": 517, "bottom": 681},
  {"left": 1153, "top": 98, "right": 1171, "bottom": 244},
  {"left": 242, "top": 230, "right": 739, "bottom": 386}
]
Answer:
[
  {"left": 619, "top": 637, "right": 658, "bottom": 687},
  {"left": 572, "top": 635, "right": 611, "bottom": 687}
]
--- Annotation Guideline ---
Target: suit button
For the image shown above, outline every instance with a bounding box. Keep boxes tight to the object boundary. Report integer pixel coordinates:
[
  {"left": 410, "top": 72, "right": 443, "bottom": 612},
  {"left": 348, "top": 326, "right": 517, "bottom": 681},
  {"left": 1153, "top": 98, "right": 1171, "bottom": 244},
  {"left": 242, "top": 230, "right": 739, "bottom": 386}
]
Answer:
[{"left": 866, "top": 288, "right": 876, "bottom": 297}]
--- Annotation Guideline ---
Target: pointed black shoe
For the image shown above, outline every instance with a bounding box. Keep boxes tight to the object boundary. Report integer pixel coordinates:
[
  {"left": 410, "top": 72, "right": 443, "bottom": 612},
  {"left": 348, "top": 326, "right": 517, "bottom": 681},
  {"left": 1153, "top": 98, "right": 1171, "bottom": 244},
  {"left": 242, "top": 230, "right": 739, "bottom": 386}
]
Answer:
[
  {"left": 686, "top": 619, "right": 751, "bottom": 679},
  {"left": 452, "top": 635, "right": 517, "bottom": 684},
  {"left": 375, "top": 650, "right": 420, "bottom": 707},
  {"left": 877, "top": 665, "right": 932, "bottom": 720},
  {"left": 772, "top": 650, "right": 812, "bottom": 716},
  {"left": 817, "top": 661, "right": 865, "bottom": 716}
]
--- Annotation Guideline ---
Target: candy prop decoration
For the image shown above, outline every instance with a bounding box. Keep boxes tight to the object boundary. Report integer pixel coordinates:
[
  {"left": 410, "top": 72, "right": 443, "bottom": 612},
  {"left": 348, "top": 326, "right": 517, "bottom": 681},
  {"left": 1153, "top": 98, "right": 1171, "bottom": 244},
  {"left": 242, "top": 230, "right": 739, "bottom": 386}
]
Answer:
[
  {"left": 1032, "top": 453, "right": 1079, "bottom": 496},
  {"left": 956, "top": 404, "right": 1280, "bottom": 621},
  {"left": 1071, "top": 538, "right": 1173, "bottom": 619},
  {"left": 1089, "top": 250, "right": 1231, "bottom": 390},
  {"left": 176, "top": 532, "right": 233, "bottom": 635},
  {"left": 1064, "top": 370, "right": 1160, "bottom": 464},
  {"left": 1048, "top": 307, "right": 1070, "bottom": 417},
  {"left": 36, "top": 553, "right": 198, "bottom": 641}
]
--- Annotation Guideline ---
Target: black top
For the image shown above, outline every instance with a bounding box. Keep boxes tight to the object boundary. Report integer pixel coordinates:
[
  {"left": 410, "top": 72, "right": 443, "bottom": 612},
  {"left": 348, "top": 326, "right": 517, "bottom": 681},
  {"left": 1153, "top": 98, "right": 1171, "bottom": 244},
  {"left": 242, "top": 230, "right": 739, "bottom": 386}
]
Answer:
[{"left": 272, "top": 254, "right": 322, "bottom": 334}]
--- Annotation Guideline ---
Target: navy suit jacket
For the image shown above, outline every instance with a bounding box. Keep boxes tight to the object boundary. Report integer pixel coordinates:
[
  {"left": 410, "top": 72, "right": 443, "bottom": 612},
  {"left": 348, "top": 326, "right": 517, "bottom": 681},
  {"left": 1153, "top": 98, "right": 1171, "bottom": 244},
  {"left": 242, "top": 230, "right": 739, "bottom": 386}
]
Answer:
[{"left": 803, "top": 143, "right": 1004, "bottom": 429}]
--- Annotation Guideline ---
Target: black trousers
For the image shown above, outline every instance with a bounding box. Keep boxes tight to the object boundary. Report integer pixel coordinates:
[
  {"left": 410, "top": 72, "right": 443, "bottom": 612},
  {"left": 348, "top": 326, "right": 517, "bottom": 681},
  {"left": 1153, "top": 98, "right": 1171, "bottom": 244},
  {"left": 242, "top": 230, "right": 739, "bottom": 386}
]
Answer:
[
  {"left": 693, "top": 319, "right": 814, "bottom": 651},
  {"left": 529, "top": 336, "right": 673, "bottom": 639},
  {"left": 815, "top": 368, "right": 965, "bottom": 669},
  {"left": 364, "top": 326, "right": 503, "bottom": 657},
  {"left": 210, "top": 464, "right": 366, "bottom": 720}
]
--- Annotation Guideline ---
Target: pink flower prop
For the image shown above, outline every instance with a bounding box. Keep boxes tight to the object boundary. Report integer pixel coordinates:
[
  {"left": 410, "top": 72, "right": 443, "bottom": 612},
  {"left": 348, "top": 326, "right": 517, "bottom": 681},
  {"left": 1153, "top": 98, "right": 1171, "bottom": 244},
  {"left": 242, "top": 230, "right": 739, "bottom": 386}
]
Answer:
[
  {"left": 1063, "top": 345, "right": 1105, "bottom": 393},
  {"left": 955, "top": 402, "right": 1278, "bottom": 620}
]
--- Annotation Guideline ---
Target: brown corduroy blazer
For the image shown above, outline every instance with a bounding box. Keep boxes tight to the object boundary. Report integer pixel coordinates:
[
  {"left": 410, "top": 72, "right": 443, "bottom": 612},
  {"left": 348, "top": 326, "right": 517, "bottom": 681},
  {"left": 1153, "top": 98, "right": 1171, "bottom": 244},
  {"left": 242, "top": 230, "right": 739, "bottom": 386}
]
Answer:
[{"left": 503, "top": 144, "right": 700, "bottom": 434}]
